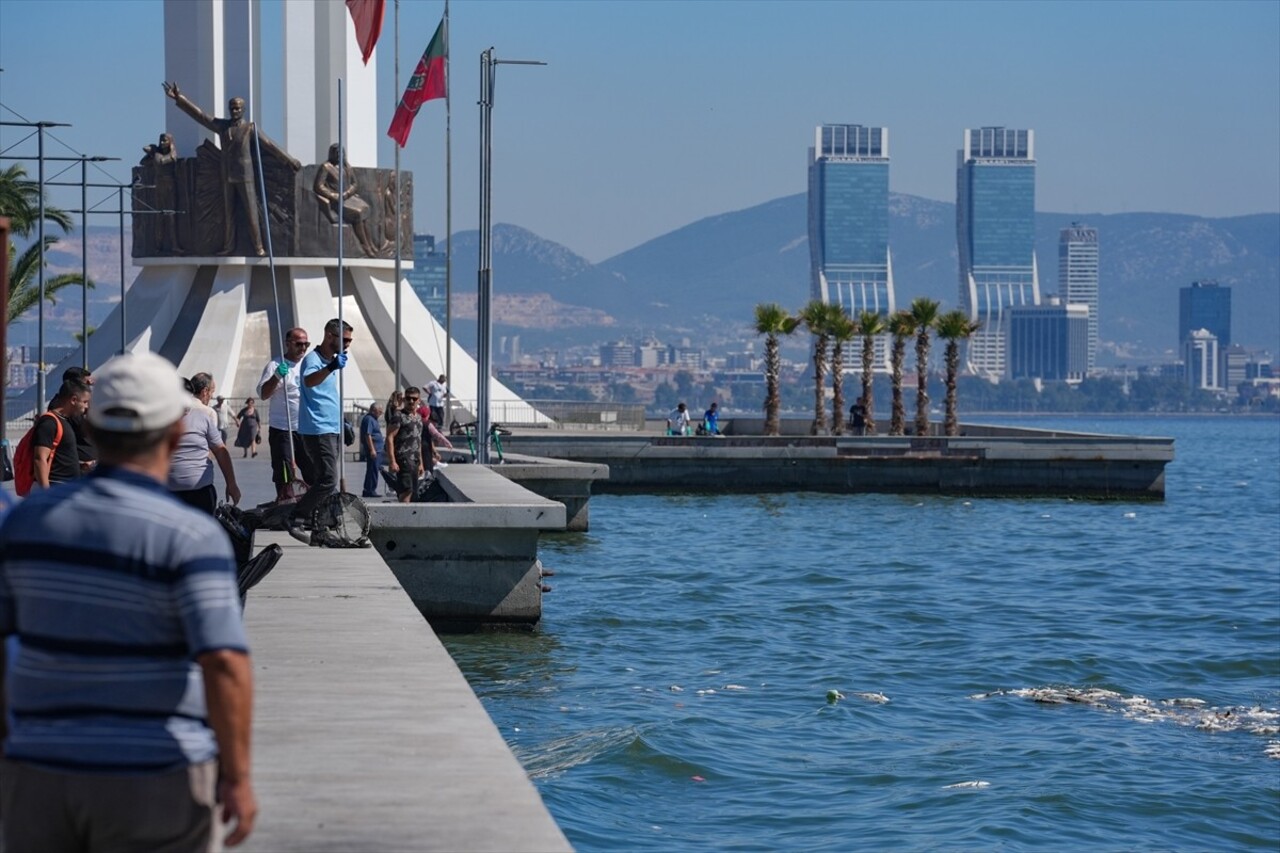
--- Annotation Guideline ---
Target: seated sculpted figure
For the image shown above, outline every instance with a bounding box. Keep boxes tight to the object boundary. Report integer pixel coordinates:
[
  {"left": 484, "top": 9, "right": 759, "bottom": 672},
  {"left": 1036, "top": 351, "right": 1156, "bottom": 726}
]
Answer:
[{"left": 313, "top": 143, "right": 388, "bottom": 258}]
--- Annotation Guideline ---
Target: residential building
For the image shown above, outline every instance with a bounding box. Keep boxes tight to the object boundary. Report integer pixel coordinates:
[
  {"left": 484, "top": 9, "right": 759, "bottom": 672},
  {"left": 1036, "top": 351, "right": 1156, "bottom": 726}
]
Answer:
[
  {"left": 1184, "top": 329, "right": 1220, "bottom": 391},
  {"left": 808, "top": 123, "right": 894, "bottom": 371},
  {"left": 956, "top": 127, "right": 1040, "bottom": 380},
  {"left": 1006, "top": 297, "right": 1089, "bottom": 383},
  {"left": 1059, "top": 224, "right": 1099, "bottom": 373},
  {"left": 1178, "top": 280, "right": 1231, "bottom": 349}
]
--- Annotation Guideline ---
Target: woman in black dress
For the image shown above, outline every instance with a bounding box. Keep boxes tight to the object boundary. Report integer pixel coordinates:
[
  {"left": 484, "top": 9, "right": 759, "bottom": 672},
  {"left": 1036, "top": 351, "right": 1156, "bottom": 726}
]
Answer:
[{"left": 235, "top": 397, "right": 261, "bottom": 457}]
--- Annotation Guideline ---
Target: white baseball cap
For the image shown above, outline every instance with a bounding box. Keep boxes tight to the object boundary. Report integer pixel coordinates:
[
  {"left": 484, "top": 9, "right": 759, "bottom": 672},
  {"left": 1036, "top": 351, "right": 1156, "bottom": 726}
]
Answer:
[{"left": 87, "top": 352, "right": 190, "bottom": 433}]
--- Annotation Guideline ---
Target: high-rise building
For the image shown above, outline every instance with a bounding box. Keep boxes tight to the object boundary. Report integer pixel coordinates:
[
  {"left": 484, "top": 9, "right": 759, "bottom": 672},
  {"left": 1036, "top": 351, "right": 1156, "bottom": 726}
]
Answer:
[
  {"left": 808, "top": 124, "right": 895, "bottom": 371},
  {"left": 406, "top": 234, "right": 447, "bottom": 320},
  {"left": 1178, "top": 280, "right": 1231, "bottom": 349},
  {"left": 1059, "top": 224, "right": 1099, "bottom": 373},
  {"left": 956, "top": 127, "right": 1040, "bottom": 380},
  {"left": 1184, "top": 329, "right": 1221, "bottom": 390},
  {"left": 1006, "top": 297, "right": 1089, "bottom": 383}
]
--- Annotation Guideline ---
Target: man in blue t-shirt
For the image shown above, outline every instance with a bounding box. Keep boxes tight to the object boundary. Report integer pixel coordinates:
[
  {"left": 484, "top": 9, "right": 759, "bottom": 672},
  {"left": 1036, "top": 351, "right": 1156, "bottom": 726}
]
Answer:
[
  {"left": 291, "top": 317, "right": 352, "bottom": 546},
  {"left": 0, "top": 351, "right": 256, "bottom": 850}
]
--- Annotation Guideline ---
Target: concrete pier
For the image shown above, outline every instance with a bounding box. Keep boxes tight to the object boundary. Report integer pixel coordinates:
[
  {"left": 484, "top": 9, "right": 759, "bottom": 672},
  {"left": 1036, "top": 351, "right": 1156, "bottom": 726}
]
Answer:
[{"left": 242, "top": 531, "right": 570, "bottom": 852}]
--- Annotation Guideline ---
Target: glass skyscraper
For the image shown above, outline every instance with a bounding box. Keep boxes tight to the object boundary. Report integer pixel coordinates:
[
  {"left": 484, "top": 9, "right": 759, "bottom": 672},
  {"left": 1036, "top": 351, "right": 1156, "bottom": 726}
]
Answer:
[
  {"left": 1059, "top": 224, "right": 1099, "bottom": 373},
  {"left": 406, "top": 234, "right": 448, "bottom": 321},
  {"left": 956, "top": 127, "right": 1040, "bottom": 379},
  {"left": 1178, "top": 280, "right": 1231, "bottom": 349},
  {"left": 808, "top": 124, "right": 895, "bottom": 371}
]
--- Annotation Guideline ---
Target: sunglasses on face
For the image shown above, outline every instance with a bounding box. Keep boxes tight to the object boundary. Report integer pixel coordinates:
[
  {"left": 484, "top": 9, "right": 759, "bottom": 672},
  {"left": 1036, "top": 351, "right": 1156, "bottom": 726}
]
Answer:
[
  {"left": 406, "top": 396, "right": 420, "bottom": 402},
  {"left": 290, "top": 339, "right": 310, "bottom": 348}
]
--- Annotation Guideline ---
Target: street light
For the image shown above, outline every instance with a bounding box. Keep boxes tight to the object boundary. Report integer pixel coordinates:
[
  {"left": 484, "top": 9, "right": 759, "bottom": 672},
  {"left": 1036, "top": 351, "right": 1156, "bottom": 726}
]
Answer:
[{"left": 476, "top": 48, "right": 544, "bottom": 464}]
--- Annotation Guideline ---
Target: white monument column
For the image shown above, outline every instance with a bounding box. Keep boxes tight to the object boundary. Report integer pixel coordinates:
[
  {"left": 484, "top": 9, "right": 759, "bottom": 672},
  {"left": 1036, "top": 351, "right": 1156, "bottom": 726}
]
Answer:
[
  {"left": 222, "top": 0, "right": 262, "bottom": 122},
  {"left": 163, "top": 0, "right": 224, "bottom": 155}
]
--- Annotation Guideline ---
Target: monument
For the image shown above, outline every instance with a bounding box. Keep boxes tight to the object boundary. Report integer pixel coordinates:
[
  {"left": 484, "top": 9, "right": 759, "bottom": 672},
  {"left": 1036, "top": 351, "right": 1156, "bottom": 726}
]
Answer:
[{"left": 23, "top": 0, "right": 542, "bottom": 424}]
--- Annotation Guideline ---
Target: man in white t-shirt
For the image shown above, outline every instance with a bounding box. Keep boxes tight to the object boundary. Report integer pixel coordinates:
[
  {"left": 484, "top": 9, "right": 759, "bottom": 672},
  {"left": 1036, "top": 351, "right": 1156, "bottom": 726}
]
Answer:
[
  {"left": 424, "top": 374, "right": 448, "bottom": 428},
  {"left": 258, "top": 327, "right": 310, "bottom": 501}
]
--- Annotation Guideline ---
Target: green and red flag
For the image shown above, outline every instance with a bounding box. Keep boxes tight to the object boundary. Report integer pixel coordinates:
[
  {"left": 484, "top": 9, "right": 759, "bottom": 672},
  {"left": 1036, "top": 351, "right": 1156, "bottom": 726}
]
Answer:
[
  {"left": 387, "top": 17, "right": 447, "bottom": 148},
  {"left": 345, "top": 0, "right": 386, "bottom": 65}
]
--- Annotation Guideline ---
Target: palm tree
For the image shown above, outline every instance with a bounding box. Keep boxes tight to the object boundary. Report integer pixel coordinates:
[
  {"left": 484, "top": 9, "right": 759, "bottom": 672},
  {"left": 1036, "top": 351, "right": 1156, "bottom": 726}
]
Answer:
[
  {"left": 855, "top": 310, "right": 886, "bottom": 435},
  {"left": 935, "top": 310, "right": 982, "bottom": 436},
  {"left": 754, "top": 302, "right": 799, "bottom": 436},
  {"left": 2, "top": 163, "right": 89, "bottom": 324},
  {"left": 828, "top": 307, "right": 856, "bottom": 434},
  {"left": 887, "top": 311, "right": 915, "bottom": 436},
  {"left": 909, "top": 297, "right": 941, "bottom": 437},
  {"left": 799, "top": 300, "right": 840, "bottom": 435}
]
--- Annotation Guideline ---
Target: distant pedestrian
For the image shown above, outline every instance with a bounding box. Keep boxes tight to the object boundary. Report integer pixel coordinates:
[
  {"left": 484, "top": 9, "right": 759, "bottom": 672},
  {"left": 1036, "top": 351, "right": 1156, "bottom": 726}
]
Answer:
[
  {"left": 667, "top": 402, "right": 691, "bottom": 436},
  {"left": 34, "top": 380, "right": 91, "bottom": 489},
  {"left": 169, "top": 373, "right": 241, "bottom": 515},
  {"left": 425, "top": 374, "right": 449, "bottom": 427},
  {"left": 386, "top": 387, "right": 428, "bottom": 503},
  {"left": 850, "top": 396, "right": 867, "bottom": 436},
  {"left": 0, "top": 351, "right": 257, "bottom": 851},
  {"left": 212, "top": 395, "right": 233, "bottom": 444},
  {"left": 258, "top": 328, "right": 310, "bottom": 500},
  {"left": 360, "top": 403, "right": 385, "bottom": 498},
  {"left": 234, "top": 398, "right": 260, "bottom": 458},
  {"left": 703, "top": 402, "right": 722, "bottom": 436},
  {"left": 63, "top": 366, "right": 97, "bottom": 473}
]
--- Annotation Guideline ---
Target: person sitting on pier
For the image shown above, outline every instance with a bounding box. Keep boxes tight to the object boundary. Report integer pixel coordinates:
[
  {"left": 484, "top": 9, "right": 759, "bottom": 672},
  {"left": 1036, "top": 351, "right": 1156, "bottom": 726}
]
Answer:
[
  {"left": 667, "top": 402, "right": 692, "bottom": 436},
  {"left": 0, "top": 352, "right": 257, "bottom": 850}
]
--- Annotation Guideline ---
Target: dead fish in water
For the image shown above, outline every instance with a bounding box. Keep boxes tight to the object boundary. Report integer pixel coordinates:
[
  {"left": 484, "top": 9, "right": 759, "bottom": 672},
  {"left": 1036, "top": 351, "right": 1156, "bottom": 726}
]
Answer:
[
  {"left": 943, "top": 780, "right": 990, "bottom": 789},
  {"left": 852, "top": 691, "right": 890, "bottom": 704}
]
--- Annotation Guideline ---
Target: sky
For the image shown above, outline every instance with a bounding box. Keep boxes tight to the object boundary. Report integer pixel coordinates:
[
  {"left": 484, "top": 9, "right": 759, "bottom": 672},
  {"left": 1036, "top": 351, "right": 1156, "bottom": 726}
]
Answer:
[{"left": 1, "top": 0, "right": 1277, "bottom": 263}]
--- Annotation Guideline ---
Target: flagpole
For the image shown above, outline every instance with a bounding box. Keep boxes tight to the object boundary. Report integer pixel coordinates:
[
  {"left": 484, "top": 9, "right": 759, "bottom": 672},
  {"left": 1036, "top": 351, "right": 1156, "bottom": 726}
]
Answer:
[
  {"left": 393, "top": 0, "right": 402, "bottom": 390},
  {"left": 444, "top": 0, "right": 453, "bottom": 419}
]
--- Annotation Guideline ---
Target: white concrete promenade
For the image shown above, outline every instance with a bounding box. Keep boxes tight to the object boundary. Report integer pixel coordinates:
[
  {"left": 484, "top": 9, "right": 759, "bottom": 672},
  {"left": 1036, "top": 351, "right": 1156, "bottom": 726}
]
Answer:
[{"left": 241, "top": 531, "right": 571, "bottom": 852}]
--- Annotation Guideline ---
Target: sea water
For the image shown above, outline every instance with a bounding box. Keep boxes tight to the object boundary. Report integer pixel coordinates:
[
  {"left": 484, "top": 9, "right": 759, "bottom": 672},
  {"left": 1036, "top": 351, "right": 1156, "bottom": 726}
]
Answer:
[{"left": 443, "top": 417, "right": 1280, "bottom": 851}]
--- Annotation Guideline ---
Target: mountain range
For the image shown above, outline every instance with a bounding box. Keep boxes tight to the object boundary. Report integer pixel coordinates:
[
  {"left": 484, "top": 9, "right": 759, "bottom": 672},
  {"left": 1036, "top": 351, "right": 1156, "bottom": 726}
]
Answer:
[
  {"left": 20, "top": 194, "right": 1279, "bottom": 363},
  {"left": 445, "top": 193, "right": 1278, "bottom": 361}
]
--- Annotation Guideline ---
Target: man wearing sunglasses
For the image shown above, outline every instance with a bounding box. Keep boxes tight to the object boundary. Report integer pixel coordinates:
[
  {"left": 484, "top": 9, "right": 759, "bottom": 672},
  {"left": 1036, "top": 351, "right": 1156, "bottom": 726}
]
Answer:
[
  {"left": 258, "top": 328, "right": 310, "bottom": 502},
  {"left": 290, "top": 318, "right": 353, "bottom": 546}
]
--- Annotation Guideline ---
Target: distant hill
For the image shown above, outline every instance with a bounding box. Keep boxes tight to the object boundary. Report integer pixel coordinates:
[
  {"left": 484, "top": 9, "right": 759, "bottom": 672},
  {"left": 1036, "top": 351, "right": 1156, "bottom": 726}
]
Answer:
[
  {"left": 444, "top": 195, "right": 1278, "bottom": 359},
  {"left": 21, "top": 201, "right": 1279, "bottom": 361}
]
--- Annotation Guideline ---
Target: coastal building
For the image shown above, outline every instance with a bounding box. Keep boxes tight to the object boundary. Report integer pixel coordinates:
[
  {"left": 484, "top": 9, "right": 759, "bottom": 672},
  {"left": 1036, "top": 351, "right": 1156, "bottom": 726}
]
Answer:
[
  {"left": 1183, "top": 329, "right": 1221, "bottom": 391},
  {"left": 956, "top": 127, "right": 1040, "bottom": 380},
  {"left": 406, "top": 234, "right": 448, "bottom": 321},
  {"left": 808, "top": 123, "right": 894, "bottom": 371},
  {"left": 1059, "top": 224, "right": 1099, "bottom": 373},
  {"left": 600, "top": 341, "right": 638, "bottom": 368},
  {"left": 1006, "top": 297, "right": 1089, "bottom": 383},
  {"left": 1178, "top": 280, "right": 1231, "bottom": 349}
]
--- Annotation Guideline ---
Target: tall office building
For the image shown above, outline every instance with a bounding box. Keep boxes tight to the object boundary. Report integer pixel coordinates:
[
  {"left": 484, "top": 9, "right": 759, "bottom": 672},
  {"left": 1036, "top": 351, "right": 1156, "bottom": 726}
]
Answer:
[
  {"left": 1059, "top": 224, "right": 1099, "bottom": 373},
  {"left": 1183, "top": 329, "right": 1220, "bottom": 390},
  {"left": 808, "top": 124, "right": 895, "bottom": 371},
  {"left": 1178, "top": 280, "right": 1231, "bottom": 349},
  {"left": 406, "top": 234, "right": 448, "bottom": 320},
  {"left": 1006, "top": 297, "right": 1089, "bottom": 383},
  {"left": 956, "top": 127, "right": 1040, "bottom": 380}
]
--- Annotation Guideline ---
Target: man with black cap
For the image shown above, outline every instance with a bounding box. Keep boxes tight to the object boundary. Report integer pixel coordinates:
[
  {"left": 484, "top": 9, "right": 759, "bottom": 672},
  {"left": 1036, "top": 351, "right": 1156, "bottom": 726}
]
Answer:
[{"left": 0, "top": 352, "right": 257, "bottom": 850}]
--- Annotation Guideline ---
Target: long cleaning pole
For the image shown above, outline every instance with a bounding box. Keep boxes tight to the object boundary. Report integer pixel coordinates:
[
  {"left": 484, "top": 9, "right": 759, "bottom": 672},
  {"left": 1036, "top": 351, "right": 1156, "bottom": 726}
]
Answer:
[
  {"left": 80, "top": 157, "right": 88, "bottom": 367},
  {"left": 337, "top": 77, "right": 347, "bottom": 493}
]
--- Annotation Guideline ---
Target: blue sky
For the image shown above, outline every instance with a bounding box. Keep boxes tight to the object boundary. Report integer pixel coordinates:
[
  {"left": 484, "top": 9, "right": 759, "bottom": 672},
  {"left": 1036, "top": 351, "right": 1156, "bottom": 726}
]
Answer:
[{"left": 1, "top": 0, "right": 1277, "bottom": 262}]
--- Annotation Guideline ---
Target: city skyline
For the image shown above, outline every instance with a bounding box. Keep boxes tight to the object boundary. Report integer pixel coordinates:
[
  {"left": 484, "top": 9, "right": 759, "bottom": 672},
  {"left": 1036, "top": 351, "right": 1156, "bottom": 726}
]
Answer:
[{"left": 0, "top": 0, "right": 1276, "bottom": 263}]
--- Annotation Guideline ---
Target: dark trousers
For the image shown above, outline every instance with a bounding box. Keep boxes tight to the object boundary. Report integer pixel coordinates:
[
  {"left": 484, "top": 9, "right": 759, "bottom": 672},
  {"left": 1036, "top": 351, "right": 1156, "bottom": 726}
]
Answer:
[
  {"left": 172, "top": 484, "right": 217, "bottom": 516},
  {"left": 268, "top": 427, "right": 307, "bottom": 487},
  {"left": 362, "top": 452, "right": 383, "bottom": 496},
  {"left": 295, "top": 433, "right": 339, "bottom": 525}
]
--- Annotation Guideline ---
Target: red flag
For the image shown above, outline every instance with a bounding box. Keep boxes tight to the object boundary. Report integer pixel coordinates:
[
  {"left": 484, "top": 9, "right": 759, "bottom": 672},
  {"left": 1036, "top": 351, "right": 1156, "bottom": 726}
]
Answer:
[
  {"left": 346, "top": 0, "right": 386, "bottom": 65},
  {"left": 387, "top": 18, "right": 447, "bottom": 148}
]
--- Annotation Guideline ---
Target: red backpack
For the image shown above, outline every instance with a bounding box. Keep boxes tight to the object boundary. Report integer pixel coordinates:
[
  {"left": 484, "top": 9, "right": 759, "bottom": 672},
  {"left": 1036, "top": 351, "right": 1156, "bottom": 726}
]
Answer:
[{"left": 13, "top": 413, "right": 64, "bottom": 497}]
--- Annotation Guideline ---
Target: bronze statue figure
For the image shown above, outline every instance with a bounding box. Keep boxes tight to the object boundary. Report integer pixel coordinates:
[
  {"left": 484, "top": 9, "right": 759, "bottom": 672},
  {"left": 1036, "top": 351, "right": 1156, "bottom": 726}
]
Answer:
[
  {"left": 140, "top": 132, "right": 182, "bottom": 254},
  {"left": 163, "top": 82, "right": 301, "bottom": 256},
  {"left": 313, "top": 143, "right": 388, "bottom": 258}
]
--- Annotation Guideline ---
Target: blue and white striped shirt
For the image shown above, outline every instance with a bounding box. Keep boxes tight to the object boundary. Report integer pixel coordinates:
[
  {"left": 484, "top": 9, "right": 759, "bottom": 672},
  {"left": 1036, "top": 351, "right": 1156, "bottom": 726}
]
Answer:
[{"left": 0, "top": 466, "right": 247, "bottom": 774}]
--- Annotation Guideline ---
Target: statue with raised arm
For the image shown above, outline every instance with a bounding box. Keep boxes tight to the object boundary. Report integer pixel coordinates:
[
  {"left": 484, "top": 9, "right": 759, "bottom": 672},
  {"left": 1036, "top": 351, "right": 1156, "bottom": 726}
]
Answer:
[{"left": 163, "top": 81, "right": 301, "bottom": 256}]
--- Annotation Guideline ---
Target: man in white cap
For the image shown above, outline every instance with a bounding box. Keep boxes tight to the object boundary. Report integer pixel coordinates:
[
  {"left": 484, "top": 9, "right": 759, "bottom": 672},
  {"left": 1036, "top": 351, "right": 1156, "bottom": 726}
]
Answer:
[{"left": 0, "top": 352, "right": 257, "bottom": 850}]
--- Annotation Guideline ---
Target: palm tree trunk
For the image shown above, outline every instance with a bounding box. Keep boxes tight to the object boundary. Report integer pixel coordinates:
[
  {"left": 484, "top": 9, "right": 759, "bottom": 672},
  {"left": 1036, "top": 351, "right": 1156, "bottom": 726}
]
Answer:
[
  {"left": 890, "top": 339, "right": 905, "bottom": 436},
  {"left": 810, "top": 334, "right": 828, "bottom": 435},
  {"left": 860, "top": 334, "right": 875, "bottom": 435},
  {"left": 945, "top": 341, "right": 960, "bottom": 436},
  {"left": 831, "top": 339, "right": 845, "bottom": 435},
  {"left": 764, "top": 334, "right": 780, "bottom": 436},
  {"left": 915, "top": 332, "right": 931, "bottom": 437}
]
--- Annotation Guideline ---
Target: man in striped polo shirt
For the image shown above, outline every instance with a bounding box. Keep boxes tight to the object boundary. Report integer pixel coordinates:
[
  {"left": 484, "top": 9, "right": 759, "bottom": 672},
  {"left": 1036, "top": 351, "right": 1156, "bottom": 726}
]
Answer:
[{"left": 0, "top": 352, "right": 257, "bottom": 850}]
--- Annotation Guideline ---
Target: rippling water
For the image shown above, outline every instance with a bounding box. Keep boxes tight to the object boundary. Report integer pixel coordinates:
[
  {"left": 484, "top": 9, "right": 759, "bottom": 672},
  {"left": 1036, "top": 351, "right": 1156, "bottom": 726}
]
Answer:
[{"left": 444, "top": 417, "right": 1280, "bottom": 851}]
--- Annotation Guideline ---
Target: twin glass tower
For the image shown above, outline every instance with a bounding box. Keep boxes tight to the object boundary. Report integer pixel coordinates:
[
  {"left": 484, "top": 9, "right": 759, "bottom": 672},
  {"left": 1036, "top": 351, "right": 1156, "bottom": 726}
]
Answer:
[{"left": 809, "top": 125, "right": 1082, "bottom": 382}]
